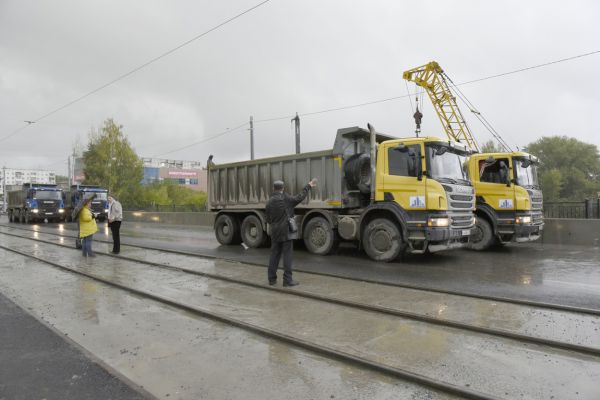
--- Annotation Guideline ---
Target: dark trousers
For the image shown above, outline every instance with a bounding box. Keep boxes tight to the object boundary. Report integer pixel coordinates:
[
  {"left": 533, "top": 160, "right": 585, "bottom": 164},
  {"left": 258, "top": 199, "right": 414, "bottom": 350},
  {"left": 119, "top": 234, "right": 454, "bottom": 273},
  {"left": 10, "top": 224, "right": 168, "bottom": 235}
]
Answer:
[
  {"left": 109, "top": 221, "right": 121, "bottom": 253},
  {"left": 268, "top": 240, "right": 293, "bottom": 283},
  {"left": 82, "top": 235, "right": 93, "bottom": 256}
]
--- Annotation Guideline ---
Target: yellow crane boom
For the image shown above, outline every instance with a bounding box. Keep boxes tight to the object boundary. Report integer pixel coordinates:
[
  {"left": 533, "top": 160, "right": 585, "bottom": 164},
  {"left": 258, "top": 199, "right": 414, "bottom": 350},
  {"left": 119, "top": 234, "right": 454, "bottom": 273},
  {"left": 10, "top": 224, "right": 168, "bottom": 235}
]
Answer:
[{"left": 403, "top": 61, "right": 480, "bottom": 152}]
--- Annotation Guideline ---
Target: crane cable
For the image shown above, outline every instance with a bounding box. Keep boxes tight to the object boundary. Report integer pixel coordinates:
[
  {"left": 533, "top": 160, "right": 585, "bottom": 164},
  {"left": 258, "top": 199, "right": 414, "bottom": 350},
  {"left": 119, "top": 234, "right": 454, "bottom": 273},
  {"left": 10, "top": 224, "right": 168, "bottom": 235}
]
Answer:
[{"left": 442, "top": 72, "right": 513, "bottom": 152}]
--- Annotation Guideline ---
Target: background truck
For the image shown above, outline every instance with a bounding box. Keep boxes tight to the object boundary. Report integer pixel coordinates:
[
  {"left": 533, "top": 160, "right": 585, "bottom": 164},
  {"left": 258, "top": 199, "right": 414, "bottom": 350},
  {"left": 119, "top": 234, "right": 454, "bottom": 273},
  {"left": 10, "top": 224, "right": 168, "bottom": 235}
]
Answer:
[
  {"left": 403, "top": 61, "right": 544, "bottom": 250},
  {"left": 7, "top": 183, "right": 66, "bottom": 223},
  {"left": 64, "top": 184, "right": 109, "bottom": 222},
  {"left": 208, "top": 125, "right": 475, "bottom": 262}
]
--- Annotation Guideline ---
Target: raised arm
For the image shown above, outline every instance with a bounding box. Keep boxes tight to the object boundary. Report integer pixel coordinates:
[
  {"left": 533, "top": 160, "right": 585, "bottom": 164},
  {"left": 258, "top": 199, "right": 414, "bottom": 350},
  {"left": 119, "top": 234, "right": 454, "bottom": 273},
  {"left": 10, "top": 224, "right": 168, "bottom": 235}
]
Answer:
[{"left": 286, "top": 179, "right": 317, "bottom": 207}]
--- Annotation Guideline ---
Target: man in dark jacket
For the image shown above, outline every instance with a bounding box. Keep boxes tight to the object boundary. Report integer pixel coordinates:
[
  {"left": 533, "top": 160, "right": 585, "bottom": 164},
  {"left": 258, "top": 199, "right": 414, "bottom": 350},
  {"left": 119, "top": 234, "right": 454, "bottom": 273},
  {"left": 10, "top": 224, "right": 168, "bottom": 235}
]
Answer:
[{"left": 266, "top": 178, "right": 317, "bottom": 287}]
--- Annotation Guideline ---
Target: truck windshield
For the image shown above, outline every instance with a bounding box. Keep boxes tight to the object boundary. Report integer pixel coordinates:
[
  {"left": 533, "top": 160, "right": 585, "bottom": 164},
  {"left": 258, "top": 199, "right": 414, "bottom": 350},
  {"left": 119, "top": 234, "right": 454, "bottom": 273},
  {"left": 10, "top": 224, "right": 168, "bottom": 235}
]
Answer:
[
  {"left": 426, "top": 145, "right": 470, "bottom": 184},
  {"left": 84, "top": 191, "right": 108, "bottom": 200},
  {"left": 33, "top": 190, "right": 62, "bottom": 200},
  {"left": 514, "top": 159, "right": 540, "bottom": 189}
]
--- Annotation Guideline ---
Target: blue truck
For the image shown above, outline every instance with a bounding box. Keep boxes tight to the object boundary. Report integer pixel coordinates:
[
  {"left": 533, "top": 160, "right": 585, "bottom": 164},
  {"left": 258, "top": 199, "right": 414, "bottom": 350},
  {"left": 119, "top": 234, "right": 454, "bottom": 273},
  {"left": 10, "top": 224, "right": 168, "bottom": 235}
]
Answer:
[
  {"left": 64, "top": 184, "right": 109, "bottom": 222},
  {"left": 7, "top": 183, "right": 66, "bottom": 223}
]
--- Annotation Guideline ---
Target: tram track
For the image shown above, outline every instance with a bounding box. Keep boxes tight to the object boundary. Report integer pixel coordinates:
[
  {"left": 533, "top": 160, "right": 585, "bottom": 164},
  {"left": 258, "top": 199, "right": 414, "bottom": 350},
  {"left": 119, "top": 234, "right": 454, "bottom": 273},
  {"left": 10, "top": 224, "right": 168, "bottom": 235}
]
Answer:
[
  {"left": 2, "top": 231, "right": 600, "bottom": 399},
  {"left": 0, "top": 237, "right": 500, "bottom": 400},
  {"left": 1, "top": 228, "right": 599, "bottom": 359},
  {"left": 2, "top": 222, "right": 599, "bottom": 317}
]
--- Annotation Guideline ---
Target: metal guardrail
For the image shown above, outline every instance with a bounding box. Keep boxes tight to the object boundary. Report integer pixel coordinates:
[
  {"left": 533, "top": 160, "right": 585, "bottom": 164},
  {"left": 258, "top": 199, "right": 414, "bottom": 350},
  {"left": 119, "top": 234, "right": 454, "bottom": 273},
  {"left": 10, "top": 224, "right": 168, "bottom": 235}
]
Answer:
[
  {"left": 544, "top": 200, "right": 600, "bottom": 219},
  {"left": 124, "top": 204, "right": 207, "bottom": 212}
]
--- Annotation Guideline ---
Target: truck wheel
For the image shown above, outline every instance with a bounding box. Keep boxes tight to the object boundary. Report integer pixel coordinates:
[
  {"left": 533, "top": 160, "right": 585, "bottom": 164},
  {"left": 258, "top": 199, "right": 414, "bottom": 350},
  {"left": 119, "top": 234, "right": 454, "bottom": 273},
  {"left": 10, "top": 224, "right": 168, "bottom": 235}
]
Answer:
[
  {"left": 303, "top": 217, "right": 339, "bottom": 255},
  {"left": 362, "top": 218, "right": 403, "bottom": 262},
  {"left": 24, "top": 212, "right": 30, "bottom": 224},
  {"left": 241, "top": 215, "right": 266, "bottom": 248},
  {"left": 215, "top": 214, "right": 241, "bottom": 245},
  {"left": 8, "top": 212, "right": 14, "bottom": 223},
  {"left": 19, "top": 211, "right": 24, "bottom": 223},
  {"left": 468, "top": 216, "right": 495, "bottom": 251}
]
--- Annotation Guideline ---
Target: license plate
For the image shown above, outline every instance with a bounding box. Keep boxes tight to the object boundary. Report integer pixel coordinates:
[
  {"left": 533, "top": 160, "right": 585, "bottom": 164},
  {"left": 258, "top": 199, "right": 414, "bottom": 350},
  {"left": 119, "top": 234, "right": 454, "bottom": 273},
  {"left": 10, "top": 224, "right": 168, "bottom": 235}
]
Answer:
[
  {"left": 45, "top": 213, "right": 53, "bottom": 215},
  {"left": 461, "top": 229, "right": 471, "bottom": 236}
]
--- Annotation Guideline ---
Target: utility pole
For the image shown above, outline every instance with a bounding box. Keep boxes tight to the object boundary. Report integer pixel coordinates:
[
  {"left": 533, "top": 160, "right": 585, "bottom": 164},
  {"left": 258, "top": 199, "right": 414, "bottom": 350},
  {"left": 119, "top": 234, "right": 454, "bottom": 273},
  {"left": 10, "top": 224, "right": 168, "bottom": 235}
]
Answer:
[
  {"left": 67, "top": 155, "right": 72, "bottom": 186},
  {"left": 249, "top": 116, "right": 254, "bottom": 160},
  {"left": 292, "top": 112, "right": 300, "bottom": 154},
  {"left": 1, "top": 166, "right": 5, "bottom": 213}
]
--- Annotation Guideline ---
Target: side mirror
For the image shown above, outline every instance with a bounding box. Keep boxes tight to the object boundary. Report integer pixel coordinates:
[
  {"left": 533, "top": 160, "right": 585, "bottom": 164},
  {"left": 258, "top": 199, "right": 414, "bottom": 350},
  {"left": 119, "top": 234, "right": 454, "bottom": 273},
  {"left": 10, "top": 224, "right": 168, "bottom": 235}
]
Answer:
[
  {"left": 435, "top": 146, "right": 448, "bottom": 156},
  {"left": 407, "top": 150, "right": 423, "bottom": 181},
  {"left": 499, "top": 163, "right": 511, "bottom": 187},
  {"left": 521, "top": 160, "right": 532, "bottom": 168}
]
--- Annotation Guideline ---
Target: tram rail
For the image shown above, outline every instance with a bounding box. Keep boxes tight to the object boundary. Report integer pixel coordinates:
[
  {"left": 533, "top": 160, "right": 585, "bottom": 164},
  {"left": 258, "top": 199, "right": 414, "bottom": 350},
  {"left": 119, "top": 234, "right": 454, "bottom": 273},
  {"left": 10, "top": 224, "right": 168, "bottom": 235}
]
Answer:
[{"left": 1, "top": 228, "right": 599, "bottom": 359}]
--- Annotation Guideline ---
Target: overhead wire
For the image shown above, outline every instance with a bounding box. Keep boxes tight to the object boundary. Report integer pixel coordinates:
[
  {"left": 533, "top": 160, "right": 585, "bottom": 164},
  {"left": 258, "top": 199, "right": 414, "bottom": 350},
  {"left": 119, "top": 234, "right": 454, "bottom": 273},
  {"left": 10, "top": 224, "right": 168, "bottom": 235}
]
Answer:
[
  {"left": 9, "top": 48, "right": 600, "bottom": 165},
  {"left": 0, "top": 0, "right": 272, "bottom": 145},
  {"left": 150, "top": 121, "right": 249, "bottom": 158}
]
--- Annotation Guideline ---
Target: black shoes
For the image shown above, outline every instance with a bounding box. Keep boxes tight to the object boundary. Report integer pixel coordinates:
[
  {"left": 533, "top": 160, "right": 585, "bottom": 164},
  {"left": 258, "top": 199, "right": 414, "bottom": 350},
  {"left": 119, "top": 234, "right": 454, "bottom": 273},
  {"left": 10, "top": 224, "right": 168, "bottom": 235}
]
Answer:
[
  {"left": 268, "top": 281, "right": 277, "bottom": 286},
  {"left": 283, "top": 280, "right": 299, "bottom": 287},
  {"left": 110, "top": 251, "right": 120, "bottom": 255}
]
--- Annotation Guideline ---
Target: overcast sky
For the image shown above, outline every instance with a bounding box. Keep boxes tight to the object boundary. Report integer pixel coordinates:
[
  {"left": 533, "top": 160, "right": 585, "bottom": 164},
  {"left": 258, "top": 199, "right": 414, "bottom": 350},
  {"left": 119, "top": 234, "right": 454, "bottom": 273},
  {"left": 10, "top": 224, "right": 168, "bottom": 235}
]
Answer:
[{"left": 1, "top": 0, "right": 599, "bottom": 175}]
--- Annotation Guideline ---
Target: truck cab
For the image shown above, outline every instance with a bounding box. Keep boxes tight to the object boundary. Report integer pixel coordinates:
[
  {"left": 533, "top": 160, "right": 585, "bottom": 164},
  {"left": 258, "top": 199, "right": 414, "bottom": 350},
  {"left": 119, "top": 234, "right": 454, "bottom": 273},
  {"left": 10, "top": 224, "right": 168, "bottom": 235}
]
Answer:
[
  {"left": 7, "top": 183, "right": 66, "bottom": 223},
  {"left": 468, "top": 152, "right": 544, "bottom": 249},
  {"left": 372, "top": 137, "right": 475, "bottom": 256},
  {"left": 65, "top": 185, "right": 109, "bottom": 221}
]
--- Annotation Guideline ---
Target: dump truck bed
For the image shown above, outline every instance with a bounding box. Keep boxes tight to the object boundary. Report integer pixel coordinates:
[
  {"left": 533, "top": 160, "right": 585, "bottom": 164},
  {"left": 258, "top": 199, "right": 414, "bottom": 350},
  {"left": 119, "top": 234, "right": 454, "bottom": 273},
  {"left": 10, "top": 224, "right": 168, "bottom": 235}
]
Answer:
[{"left": 208, "top": 149, "right": 344, "bottom": 210}]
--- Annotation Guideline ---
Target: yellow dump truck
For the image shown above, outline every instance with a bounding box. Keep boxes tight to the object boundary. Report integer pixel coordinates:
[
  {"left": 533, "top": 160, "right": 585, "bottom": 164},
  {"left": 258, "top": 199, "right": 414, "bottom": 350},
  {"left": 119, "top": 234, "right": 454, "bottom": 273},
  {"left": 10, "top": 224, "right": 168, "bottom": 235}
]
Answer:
[
  {"left": 403, "top": 61, "right": 544, "bottom": 250},
  {"left": 208, "top": 125, "right": 475, "bottom": 262}
]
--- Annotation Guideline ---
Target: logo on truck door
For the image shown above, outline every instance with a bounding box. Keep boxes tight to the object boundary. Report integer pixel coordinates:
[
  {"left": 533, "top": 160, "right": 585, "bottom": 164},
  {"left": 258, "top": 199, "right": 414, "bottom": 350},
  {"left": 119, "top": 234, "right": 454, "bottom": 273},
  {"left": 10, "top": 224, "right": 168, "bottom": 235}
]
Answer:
[
  {"left": 409, "top": 196, "right": 426, "bottom": 208},
  {"left": 499, "top": 199, "right": 514, "bottom": 209}
]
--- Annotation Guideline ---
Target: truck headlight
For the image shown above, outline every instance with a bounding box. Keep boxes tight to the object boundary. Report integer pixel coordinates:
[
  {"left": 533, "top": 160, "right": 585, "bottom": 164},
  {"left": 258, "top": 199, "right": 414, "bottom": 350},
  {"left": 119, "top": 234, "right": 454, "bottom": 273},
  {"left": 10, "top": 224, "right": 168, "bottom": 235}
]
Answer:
[
  {"left": 104, "top": 209, "right": 109, "bottom": 213},
  {"left": 428, "top": 217, "right": 449, "bottom": 227},
  {"left": 516, "top": 216, "right": 532, "bottom": 224},
  {"left": 58, "top": 209, "right": 65, "bottom": 213},
  {"left": 32, "top": 209, "right": 39, "bottom": 214}
]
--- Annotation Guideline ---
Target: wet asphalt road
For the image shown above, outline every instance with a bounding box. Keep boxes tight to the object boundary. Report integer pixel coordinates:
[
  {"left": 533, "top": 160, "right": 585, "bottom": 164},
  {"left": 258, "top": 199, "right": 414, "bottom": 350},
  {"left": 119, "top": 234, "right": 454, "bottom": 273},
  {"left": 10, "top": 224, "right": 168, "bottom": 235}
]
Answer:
[
  {"left": 1, "top": 216, "right": 599, "bottom": 311},
  {"left": 0, "top": 291, "right": 150, "bottom": 400}
]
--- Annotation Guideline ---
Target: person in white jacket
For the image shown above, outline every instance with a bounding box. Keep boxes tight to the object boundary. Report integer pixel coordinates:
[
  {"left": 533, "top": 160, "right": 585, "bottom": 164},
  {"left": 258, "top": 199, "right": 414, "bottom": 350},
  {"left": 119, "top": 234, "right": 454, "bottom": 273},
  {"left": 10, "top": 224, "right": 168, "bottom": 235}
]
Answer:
[{"left": 107, "top": 196, "right": 123, "bottom": 254}]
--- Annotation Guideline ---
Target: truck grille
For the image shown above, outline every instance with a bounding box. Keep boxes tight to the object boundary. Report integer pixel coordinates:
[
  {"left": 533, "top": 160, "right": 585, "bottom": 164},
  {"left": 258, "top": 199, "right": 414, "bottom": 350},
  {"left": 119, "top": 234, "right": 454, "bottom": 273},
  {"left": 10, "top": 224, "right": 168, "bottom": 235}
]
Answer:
[
  {"left": 450, "top": 213, "right": 475, "bottom": 229},
  {"left": 444, "top": 184, "right": 475, "bottom": 212},
  {"left": 40, "top": 201, "right": 59, "bottom": 212},
  {"left": 532, "top": 211, "right": 544, "bottom": 225},
  {"left": 528, "top": 190, "right": 543, "bottom": 211}
]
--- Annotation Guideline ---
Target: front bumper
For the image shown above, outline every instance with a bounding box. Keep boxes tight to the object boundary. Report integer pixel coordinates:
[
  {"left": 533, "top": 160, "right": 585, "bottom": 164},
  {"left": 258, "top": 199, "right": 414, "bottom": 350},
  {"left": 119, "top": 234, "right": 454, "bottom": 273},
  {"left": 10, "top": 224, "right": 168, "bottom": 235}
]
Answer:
[
  {"left": 406, "top": 212, "right": 475, "bottom": 253},
  {"left": 497, "top": 212, "right": 544, "bottom": 243}
]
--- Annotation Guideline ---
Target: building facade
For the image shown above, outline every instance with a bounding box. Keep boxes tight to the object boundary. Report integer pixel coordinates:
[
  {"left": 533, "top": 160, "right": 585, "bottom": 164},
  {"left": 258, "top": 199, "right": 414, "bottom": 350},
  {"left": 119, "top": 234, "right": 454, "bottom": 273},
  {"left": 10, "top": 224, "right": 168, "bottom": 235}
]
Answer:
[
  {"left": 1, "top": 167, "right": 56, "bottom": 211},
  {"left": 141, "top": 157, "right": 207, "bottom": 192}
]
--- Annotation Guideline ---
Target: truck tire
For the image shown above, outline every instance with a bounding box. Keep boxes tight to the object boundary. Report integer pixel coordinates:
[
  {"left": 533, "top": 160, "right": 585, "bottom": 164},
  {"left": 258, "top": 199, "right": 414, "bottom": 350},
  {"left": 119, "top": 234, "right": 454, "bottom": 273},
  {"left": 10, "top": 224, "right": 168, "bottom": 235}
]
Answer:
[
  {"left": 303, "top": 217, "right": 339, "bottom": 255},
  {"left": 362, "top": 218, "right": 403, "bottom": 262},
  {"left": 241, "top": 215, "right": 266, "bottom": 248},
  {"left": 19, "top": 211, "right": 24, "bottom": 223},
  {"left": 24, "top": 212, "right": 30, "bottom": 224},
  {"left": 468, "top": 216, "right": 495, "bottom": 251},
  {"left": 215, "top": 214, "right": 241, "bottom": 245},
  {"left": 8, "top": 211, "right": 14, "bottom": 223}
]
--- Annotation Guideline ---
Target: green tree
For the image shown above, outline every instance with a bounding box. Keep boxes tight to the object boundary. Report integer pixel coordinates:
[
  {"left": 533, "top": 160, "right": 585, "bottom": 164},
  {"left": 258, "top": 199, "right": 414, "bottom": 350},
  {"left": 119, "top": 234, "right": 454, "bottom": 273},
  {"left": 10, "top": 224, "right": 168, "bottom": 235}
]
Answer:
[
  {"left": 526, "top": 136, "right": 600, "bottom": 200},
  {"left": 83, "top": 119, "right": 143, "bottom": 204},
  {"left": 136, "top": 180, "right": 207, "bottom": 210},
  {"left": 480, "top": 140, "right": 504, "bottom": 153},
  {"left": 538, "top": 168, "right": 562, "bottom": 201}
]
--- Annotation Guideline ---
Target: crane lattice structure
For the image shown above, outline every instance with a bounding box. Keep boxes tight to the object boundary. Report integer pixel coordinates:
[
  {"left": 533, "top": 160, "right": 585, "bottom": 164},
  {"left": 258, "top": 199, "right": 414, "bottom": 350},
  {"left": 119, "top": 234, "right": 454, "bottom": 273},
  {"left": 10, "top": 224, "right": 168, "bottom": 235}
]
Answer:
[{"left": 403, "top": 61, "right": 480, "bottom": 152}]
